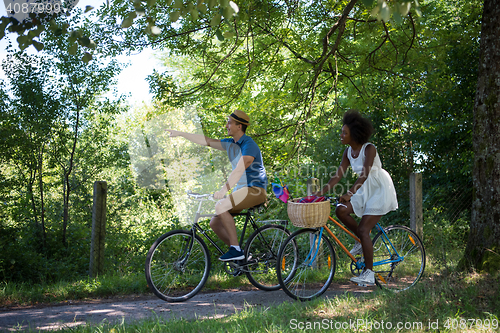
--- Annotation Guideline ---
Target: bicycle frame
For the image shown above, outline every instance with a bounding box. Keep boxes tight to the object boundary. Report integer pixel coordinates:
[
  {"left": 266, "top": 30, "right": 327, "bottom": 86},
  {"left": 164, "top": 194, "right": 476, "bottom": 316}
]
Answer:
[
  {"left": 311, "top": 216, "right": 404, "bottom": 284},
  {"left": 185, "top": 194, "right": 263, "bottom": 259}
]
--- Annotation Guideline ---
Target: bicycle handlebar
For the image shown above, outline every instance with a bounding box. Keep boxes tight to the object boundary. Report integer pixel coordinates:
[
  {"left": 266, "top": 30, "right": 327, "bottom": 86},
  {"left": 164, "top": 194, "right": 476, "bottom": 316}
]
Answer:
[
  {"left": 323, "top": 196, "right": 340, "bottom": 205},
  {"left": 186, "top": 191, "right": 218, "bottom": 201}
]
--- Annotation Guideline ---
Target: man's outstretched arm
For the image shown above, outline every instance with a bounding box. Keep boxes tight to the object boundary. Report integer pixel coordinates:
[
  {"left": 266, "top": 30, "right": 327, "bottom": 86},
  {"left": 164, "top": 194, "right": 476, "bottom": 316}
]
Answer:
[{"left": 166, "top": 130, "right": 224, "bottom": 150}]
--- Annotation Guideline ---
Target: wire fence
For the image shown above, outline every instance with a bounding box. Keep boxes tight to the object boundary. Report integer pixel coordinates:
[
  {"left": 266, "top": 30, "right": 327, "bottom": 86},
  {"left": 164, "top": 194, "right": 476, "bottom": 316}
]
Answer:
[{"left": 420, "top": 174, "right": 472, "bottom": 273}]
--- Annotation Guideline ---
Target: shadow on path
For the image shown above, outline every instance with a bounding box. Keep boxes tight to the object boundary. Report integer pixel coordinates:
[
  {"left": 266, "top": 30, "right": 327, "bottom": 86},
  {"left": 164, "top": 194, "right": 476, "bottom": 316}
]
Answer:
[{"left": 0, "top": 284, "right": 374, "bottom": 331}]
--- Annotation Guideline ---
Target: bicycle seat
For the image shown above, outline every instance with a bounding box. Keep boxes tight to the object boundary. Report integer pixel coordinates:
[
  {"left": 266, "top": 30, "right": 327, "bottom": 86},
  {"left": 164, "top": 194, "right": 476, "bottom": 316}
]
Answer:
[{"left": 248, "top": 202, "right": 267, "bottom": 214}]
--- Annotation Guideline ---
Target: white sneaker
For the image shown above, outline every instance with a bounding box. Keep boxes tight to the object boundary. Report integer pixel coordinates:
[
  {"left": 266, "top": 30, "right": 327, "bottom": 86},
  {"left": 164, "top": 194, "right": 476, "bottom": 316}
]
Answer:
[
  {"left": 350, "top": 269, "right": 375, "bottom": 286},
  {"left": 350, "top": 241, "right": 363, "bottom": 256}
]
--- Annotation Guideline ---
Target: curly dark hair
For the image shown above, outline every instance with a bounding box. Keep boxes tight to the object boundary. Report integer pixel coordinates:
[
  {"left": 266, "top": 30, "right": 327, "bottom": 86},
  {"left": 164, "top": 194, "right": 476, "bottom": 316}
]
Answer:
[{"left": 343, "top": 110, "right": 374, "bottom": 144}]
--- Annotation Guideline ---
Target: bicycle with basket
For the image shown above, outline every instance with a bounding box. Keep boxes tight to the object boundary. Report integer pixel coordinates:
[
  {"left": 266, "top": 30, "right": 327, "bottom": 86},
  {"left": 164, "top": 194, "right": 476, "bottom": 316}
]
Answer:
[{"left": 276, "top": 194, "right": 426, "bottom": 301}]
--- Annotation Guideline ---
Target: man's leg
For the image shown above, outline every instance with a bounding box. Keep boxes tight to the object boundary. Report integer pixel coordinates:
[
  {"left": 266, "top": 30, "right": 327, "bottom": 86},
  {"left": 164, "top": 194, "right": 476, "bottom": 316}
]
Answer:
[
  {"left": 210, "top": 211, "right": 238, "bottom": 247},
  {"left": 211, "top": 187, "right": 266, "bottom": 261},
  {"left": 211, "top": 195, "right": 244, "bottom": 261}
]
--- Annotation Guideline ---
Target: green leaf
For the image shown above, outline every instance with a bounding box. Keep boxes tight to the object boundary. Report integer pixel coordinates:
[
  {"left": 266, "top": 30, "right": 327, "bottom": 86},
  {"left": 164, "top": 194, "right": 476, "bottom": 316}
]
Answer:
[
  {"left": 78, "top": 36, "right": 91, "bottom": 47},
  {"left": 173, "top": 0, "right": 183, "bottom": 8},
  {"left": 393, "top": 11, "right": 402, "bottom": 24},
  {"left": 70, "top": 30, "right": 83, "bottom": 39},
  {"left": 210, "top": 13, "right": 221, "bottom": 27},
  {"left": 68, "top": 42, "right": 78, "bottom": 55},
  {"left": 380, "top": 1, "right": 390, "bottom": 22},
  {"left": 395, "top": 2, "right": 411, "bottom": 16},
  {"left": 136, "top": 7, "right": 146, "bottom": 16},
  {"left": 85, "top": 5, "right": 94, "bottom": 13},
  {"left": 223, "top": 31, "right": 234, "bottom": 39},
  {"left": 207, "top": 0, "right": 216, "bottom": 9},
  {"left": 190, "top": 9, "right": 199, "bottom": 20},
  {"left": 147, "top": 0, "right": 157, "bottom": 6},
  {"left": 361, "top": 0, "right": 375, "bottom": 6},
  {"left": 170, "top": 10, "right": 181, "bottom": 22},
  {"left": 223, "top": 6, "right": 234, "bottom": 18},
  {"left": 32, "top": 40, "right": 44, "bottom": 51},
  {"left": 215, "top": 28, "right": 224, "bottom": 41},
  {"left": 82, "top": 52, "right": 93, "bottom": 63},
  {"left": 121, "top": 12, "right": 137, "bottom": 28},
  {"left": 197, "top": 3, "right": 207, "bottom": 13}
]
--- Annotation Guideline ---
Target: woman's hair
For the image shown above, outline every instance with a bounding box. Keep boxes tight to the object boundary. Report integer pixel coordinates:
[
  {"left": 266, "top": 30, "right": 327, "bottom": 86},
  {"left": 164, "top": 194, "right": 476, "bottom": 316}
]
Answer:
[{"left": 343, "top": 110, "right": 374, "bottom": 144}]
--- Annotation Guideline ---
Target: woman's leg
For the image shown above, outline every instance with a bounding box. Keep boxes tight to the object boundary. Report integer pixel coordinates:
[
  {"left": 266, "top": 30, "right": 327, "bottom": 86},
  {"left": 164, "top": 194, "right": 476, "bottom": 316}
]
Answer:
[
  {"left": 357, "top": 215, "right": 382, "bottom": 270},
  {"left": 335, "top": 202, "right": 359, "bottom": 235}
]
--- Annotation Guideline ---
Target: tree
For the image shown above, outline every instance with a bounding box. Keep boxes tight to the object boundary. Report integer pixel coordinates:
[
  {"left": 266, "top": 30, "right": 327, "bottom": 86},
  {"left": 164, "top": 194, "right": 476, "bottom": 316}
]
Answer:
[
  {"left": 0, "top": 15, "right": 123, "bottom": 280},
  {"left": 460, "top": 0, "right": 500, "bottom": 273},
  {"left": 40, "top": 22, "right": 122, "bottom": 246},
  {"left": 0, "top": 1, "right": 419, "bottom": 59},
  {"left": 0, "top": 52, "right": 62, "bottom": 250}
]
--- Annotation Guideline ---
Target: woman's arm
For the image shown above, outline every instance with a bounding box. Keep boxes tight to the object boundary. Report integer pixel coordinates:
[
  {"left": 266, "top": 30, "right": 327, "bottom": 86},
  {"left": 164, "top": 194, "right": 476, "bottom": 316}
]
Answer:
[
  {"left": 314, "top": 148, "right": 351, "bottom": 196},
  {"left": 166, "top": 129, "right": 224, "bottom": 150}
]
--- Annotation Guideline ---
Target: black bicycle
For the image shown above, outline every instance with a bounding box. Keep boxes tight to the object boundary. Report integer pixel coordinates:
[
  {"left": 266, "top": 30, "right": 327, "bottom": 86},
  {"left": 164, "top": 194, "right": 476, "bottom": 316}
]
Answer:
[{"left": 145, "top": 192, "right": 293, "bottom": 302}]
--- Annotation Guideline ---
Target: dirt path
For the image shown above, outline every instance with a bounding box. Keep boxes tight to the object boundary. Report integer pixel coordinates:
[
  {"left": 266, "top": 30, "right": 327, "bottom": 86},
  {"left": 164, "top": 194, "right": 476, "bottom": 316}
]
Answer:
[{"left": 0, "top": 284, "right": 374, "bottom": 331}]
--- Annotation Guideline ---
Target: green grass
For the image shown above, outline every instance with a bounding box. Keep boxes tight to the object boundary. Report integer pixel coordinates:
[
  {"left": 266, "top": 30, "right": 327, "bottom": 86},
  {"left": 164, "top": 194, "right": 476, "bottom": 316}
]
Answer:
[
  {"left": 2, "top": 252, "right": 499, "bottom": 332},
  {"left": 13, "top": 271, "right": 499, "bottom": 333},
  {"left": 0, "top": 272, "right": 150, "bottom": 307}
]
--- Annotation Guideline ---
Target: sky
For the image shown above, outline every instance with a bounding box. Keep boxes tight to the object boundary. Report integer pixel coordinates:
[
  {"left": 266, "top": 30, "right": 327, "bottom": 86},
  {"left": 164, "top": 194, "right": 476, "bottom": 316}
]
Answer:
[{"left": 0, "top": 0, "right": 164, "bottom": 106}]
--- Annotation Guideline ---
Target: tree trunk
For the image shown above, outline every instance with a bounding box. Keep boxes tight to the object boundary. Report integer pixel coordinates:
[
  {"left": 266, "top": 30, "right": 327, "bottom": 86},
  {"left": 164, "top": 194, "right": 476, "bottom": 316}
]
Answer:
[
  {"left": 38, "top": 145, "right": 46, "bottom": 249},
  {"left": 62, "top": 106, "right": 80, "bottom": 248},
  {"left": 461, "top": 0, "right": 500, "bottom": 272}
]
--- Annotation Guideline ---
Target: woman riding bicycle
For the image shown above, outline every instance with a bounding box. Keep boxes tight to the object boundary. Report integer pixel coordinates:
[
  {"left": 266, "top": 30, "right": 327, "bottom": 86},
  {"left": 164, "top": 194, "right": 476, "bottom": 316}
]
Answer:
[{"left": 313, "top": 110, "right": 398, "bottom": 286}]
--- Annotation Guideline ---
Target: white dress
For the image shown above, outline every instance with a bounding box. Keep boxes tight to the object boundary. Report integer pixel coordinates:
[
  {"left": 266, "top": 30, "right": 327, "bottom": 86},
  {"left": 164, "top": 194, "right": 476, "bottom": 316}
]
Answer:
[{"left": 347, "top": 143, "right": 398, "bottom": 217}]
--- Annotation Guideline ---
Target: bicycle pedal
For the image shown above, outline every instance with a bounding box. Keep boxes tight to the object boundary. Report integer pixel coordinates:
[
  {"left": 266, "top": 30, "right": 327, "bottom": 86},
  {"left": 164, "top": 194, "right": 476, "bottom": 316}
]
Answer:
[
  {"left": 232, "top": 270, "right": 243, "bottom": 277},
  {"left": 354, "top": 282, "right": 375, "bottom": 287}
]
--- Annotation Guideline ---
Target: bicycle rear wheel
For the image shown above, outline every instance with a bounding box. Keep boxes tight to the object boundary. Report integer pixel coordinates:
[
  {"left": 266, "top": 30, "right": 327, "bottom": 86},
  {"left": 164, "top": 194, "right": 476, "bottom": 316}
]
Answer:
[
  {"left": 277, "top": 228, "right": 336, "bottom": 301},
  {"left": 145, "top": 230, "right": 211, "bottom": 302},
  {"left": 372, "top": 225, "right": 425, "bottom": 292},
  {"left": 244, "top": 224, "right": 291, "bottom": 291}
]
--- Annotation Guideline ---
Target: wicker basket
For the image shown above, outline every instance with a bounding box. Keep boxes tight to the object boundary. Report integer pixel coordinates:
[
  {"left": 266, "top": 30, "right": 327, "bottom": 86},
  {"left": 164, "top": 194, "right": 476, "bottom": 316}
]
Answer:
[{"left": 287, "top": 198, "right": 331, "bottom": 228}]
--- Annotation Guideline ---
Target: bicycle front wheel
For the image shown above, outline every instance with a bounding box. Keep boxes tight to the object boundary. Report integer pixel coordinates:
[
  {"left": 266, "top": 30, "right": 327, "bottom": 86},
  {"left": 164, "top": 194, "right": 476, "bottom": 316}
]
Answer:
[
  {"left": 244, "top": 224, "right": 291, "bottom": 291},
  {"left": 372, "top": 225, "right": 425, "bottom": 292},
  {"left": 277, "top": 228, "right": 336, "bottom": 301},
  {"left": 145, "top": 230, "right": 211, "bottom": 302}
]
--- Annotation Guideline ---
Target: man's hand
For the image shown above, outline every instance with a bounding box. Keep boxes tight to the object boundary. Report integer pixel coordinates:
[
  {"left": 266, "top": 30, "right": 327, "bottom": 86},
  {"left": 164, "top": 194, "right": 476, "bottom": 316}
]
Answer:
[
  {"left": 166, "top": 129, "right": 181, "bottom": 137},
  {"left": 214, "top": 189, "right": 226, "bottom": 200}
]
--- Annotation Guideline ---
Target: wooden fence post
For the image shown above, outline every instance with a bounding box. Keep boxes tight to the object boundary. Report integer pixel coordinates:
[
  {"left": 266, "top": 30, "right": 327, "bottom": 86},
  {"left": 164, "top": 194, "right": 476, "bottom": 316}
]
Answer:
[
  {"left": 306, "top": 178, "right": 320, "bottom": 196},
  {"left": 410, "top": 173, "right": 423, "bottom": 240},
  {"left": 89, "top": 181, "right": 107, "bottom": 278}
]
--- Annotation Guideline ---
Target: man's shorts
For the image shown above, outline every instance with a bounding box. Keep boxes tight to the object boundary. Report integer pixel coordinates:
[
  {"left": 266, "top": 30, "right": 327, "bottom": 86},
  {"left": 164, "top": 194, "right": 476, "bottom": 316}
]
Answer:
[{"left": 215, "top": 186, "right": 267, "bottom": 215}]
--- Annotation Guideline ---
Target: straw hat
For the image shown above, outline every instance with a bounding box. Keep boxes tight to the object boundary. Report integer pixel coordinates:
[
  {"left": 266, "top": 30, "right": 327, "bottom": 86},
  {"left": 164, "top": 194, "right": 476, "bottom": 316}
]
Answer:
[{"left": 228, "top": 110, "right": 250, "bottom": 126}]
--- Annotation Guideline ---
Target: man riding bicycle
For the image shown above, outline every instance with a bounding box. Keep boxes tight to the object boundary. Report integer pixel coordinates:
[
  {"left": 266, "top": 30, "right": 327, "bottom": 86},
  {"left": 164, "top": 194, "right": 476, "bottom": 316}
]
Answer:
[{"left": 166, "top": 110, "right": 268, "bottom": 261}]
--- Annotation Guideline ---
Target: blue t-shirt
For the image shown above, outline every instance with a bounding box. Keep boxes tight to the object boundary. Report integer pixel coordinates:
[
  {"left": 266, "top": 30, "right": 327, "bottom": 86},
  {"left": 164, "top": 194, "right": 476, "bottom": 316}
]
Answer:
[{"left": 220, "top": 134, "right": 268, "bottom": 190}]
